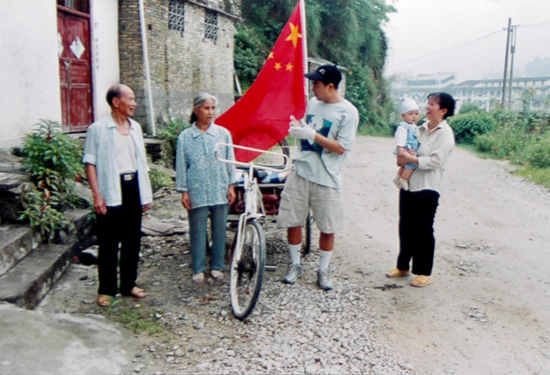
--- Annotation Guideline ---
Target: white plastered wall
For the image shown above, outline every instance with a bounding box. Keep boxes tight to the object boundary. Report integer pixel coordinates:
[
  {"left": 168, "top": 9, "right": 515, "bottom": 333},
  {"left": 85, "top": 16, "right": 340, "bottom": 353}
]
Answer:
[
  {"left": 90, "top": 0, "right": 119, "bottom": 121},
  {"left": 0, "top": 0, "right": 61, "bottom": 149},
  {"left": 0, "top": 1, "right": 119, "bottom": 149}
]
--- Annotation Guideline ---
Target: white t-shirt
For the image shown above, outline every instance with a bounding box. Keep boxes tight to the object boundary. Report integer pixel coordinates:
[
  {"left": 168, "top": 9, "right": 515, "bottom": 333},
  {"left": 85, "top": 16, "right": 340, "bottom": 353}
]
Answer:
[
  {"left": 294, "top": 97, "right": 359, "bottom": 189},
  {"left": 114, "top": 130, "right": 137, "bottom": 174}
]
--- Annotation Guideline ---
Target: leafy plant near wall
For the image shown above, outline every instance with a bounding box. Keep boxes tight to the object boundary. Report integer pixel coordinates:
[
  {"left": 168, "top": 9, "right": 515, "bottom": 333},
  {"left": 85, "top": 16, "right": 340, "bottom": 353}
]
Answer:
[
  {"left": 149, "top": 169, "right": 174, "bottom": 191},
  {"left": 19, "top": 119, "right": 85, "bottom": 242},
  {"left": 156, "top": 119, "right": 191, "bottom": 169}
]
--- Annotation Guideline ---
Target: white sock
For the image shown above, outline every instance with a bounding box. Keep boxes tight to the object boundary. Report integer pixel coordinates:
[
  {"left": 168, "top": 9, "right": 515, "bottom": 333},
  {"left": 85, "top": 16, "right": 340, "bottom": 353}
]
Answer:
[
  {"left": 393, "top": 174, "right": 401, "bottom": 188},
  {"left": 319, "top": 250, "right": 332, "bottom": 270},
  {"left": 289, "top": 244, "right": 301, "bottom": 265},
  {"left": 399, "top": 178, "right": 409, "bottom": 191}
]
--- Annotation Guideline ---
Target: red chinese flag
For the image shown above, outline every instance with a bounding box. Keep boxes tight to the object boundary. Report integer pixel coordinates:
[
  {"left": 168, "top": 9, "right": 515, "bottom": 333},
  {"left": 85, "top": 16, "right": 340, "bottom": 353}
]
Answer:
[{"left": 216, "top": 0, "right": 307, "bottom": 162}]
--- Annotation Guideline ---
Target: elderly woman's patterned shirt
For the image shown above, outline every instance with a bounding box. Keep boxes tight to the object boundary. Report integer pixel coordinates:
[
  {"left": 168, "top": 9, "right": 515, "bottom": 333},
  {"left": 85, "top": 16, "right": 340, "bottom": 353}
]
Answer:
[{"left": 175, "top": 123, "right": 236, "bottom": 209}]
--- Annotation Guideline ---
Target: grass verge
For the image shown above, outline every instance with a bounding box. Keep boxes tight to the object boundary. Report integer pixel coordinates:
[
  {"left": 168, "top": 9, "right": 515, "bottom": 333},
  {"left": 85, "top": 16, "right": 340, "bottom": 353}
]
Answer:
[
  {"left": 514, "top": 166, "right": 550, "bottom": 189},
  {"left": 460, "top": 144, "right": 550, "bottom": 189},
  {"left": 105, "top": 300, "right": 167, "bottom": 336}
]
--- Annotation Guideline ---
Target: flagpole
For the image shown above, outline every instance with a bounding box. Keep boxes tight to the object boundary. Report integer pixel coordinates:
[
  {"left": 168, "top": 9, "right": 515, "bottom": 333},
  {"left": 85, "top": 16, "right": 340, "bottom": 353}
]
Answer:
[{"left": 300, "top": 0, "right": 308, "bottom": 101}]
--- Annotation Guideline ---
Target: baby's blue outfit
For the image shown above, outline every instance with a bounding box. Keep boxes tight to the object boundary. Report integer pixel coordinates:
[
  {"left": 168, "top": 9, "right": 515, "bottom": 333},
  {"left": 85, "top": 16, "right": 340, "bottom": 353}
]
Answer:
[{"left": 393, "top": 121, "right": 420, "bottom": 170}]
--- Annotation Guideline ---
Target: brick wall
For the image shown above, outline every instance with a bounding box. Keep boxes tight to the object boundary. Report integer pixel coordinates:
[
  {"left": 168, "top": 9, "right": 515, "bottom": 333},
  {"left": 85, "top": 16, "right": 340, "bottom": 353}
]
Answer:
[
  {"left": 119, "top": 1, "right": 144, "bottom": 92},
  {"left": 118, "top": 0, "right": 238, "bottom": 133}
]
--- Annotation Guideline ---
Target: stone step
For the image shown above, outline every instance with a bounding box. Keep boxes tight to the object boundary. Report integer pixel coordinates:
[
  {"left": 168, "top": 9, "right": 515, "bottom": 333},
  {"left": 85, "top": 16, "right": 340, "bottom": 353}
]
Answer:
[
  {"left": 59, "top": 209, "right": 94, "bottom": 248},
  {"left": 0, "top": 151, "right": 29, "bottom": 223},
  {"left": 0, "top": 244, "right": 72, "bottom": 309},
  {"left": 0, "top": 225, "right": 39, "bottom": 278}
]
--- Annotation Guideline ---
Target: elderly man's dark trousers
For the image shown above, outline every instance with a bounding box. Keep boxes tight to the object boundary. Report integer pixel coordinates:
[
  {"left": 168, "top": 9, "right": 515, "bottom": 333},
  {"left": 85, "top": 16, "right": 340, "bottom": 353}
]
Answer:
[
  {"left": 97, "top": 176, "right": 142, "bottom": 296},
  {"left": 397, "top": 189, "right": 439, "bottom": 276}
]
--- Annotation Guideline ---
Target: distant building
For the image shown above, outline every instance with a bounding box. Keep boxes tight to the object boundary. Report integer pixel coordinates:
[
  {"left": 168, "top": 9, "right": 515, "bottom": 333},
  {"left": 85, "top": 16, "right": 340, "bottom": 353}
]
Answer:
[
  {"left": 392, "top": 73, "right": 550, "bottom": 113},
  {"left": 391, "top": 73, "right": 455, "bottom": 110},
  {"left": 453, "top": 76, "right": 550, "bottom": 112}
]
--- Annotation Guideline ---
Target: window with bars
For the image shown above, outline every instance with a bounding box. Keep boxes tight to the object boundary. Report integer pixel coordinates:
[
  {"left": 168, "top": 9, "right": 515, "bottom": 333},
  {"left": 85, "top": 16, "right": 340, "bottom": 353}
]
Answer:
[
  {"left": 205, "top": 10, "right": 218, "bottom": 41},
  {"left": 169, "top": 0, "right": 185, "bottom": 34},
  {"left": 57, "top": 0, "right": 89, "bottom": 14}
]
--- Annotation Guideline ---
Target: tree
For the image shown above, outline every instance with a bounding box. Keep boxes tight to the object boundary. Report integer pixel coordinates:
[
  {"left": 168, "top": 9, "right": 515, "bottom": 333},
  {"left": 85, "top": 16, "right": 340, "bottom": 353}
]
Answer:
[{"left": 234, "top": 0, "right": 395, "bottom": 133}]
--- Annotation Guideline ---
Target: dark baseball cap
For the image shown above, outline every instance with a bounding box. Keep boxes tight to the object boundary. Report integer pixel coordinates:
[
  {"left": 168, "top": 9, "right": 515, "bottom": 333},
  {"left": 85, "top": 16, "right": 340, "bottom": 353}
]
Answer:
[{"left": 304, "top": 65, "right": 342, "bottom": 87}]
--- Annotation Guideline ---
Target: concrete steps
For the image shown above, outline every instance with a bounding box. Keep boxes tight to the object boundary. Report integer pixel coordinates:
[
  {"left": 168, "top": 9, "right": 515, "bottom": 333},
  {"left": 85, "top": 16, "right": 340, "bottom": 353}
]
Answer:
[
  {"left": 0, "top": 225, "right": 39, "bottom": 277},
  {"left": 0, "top": 244, "right": 72, "bottom": 309},
  {"left": 0, "top": 209, "right": 93, "bottom": 309},
  {"left": 0, "top": 149, "right": 95, "bottom": 309}
]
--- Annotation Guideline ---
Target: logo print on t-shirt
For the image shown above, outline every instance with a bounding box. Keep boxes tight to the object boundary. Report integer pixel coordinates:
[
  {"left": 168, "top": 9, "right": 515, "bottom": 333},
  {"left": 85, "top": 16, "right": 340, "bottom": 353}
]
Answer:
[{"left": 300, "top": 115, "right": 333, "bottom": 154}]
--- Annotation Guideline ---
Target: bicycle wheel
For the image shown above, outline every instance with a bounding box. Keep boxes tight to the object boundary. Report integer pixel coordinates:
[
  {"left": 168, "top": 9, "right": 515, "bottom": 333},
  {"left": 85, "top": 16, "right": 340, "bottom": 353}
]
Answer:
[
  {"left": 230, "top": 219, "right": 266, "bottom": 320},
  {"left": 302, "top": 211, "right": 312, "bottom": 255}
]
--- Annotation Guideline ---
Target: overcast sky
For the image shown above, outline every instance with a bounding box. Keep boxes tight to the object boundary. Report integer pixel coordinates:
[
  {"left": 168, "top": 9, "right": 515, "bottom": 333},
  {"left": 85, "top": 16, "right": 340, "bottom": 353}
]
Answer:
[{"left": 383, "top": 0, "right": 550, "bottom": 82}]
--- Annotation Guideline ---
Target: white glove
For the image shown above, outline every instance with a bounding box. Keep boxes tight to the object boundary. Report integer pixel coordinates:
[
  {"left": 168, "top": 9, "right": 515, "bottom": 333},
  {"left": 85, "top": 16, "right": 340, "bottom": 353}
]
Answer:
[{"left": 289, "top": 115, "right": 316, "bottom": 141}]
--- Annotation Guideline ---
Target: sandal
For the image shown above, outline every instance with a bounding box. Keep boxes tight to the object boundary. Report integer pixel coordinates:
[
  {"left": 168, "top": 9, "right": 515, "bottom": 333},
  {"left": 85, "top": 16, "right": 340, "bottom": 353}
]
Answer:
[
  {"left": 97, "top": 294, "right": 112, "bottom": 307},
  {"left": 211, "top": 270, "right": 224, "bottom": 280},
  {"left": 128, "top": 287, "right": 147, "bottom": 298},
  {"left": 385, "top": 268, "right": 410, "bottom": 278},
  {"left": 410, "top": 275, "right": 433, "bottom": 287},
  {"left": 192, "top": 273, "right": 205, "bottom": 284}
]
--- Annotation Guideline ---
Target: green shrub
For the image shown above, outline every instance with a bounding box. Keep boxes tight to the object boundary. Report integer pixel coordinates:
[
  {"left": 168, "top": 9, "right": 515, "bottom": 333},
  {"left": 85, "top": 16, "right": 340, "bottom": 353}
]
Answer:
[
  {"left": 475, "top": 124, "right": 529, "bottom": 161},
  {"left": 19, "top": 187, "right": 71, "bottom": 243},
  {"left": 490, "top": 109, "right": 517, "bottom": 128},
  {"left": 470, "top": 108, "right": 550, "bottom": 189},
  {"left": 149, "top": 169, "right": 174, "bottom": 191},
  {"left": 474, "top": 132, "right": 499, "bottom": 154},
  {"left": 457, "top": 102, "right": 483, "bottom": 115},
  {"left": 21, "top": 119, "right": 84, "bottom": 196},
  {"left": 523, "top": 133, "right": 550, "bottom": 168},
  {"left": 157, "top": 119, "right": 191, "bottom": 169},
  {"left": 19, "top": 119, "right": 85, "bottom": 242},
  {"left": 450, "top": 112, "right": 497, "bottom": 144}
]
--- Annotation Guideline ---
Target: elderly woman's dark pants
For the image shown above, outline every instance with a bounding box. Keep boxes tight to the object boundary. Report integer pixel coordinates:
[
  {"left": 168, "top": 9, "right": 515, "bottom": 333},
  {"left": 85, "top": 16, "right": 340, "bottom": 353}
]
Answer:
[
  {"left": 97, "top": 175, "right": 142, "bottom": 296},
  {"left": 397, "top": 189, "right": 439, "bottom": 276}
]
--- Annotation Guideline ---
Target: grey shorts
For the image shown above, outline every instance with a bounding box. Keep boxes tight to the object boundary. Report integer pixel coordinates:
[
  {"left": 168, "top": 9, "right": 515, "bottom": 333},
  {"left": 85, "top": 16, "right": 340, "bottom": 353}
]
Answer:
[{"left": 277, "top": 170, "right": 344, "bottom": 233}]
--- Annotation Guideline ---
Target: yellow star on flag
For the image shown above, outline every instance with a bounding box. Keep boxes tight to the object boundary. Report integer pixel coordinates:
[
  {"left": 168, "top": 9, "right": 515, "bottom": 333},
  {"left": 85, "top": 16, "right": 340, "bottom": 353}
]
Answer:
[
  {"left": 286, "top": 63, "right": 294, "bottom": 71},
  {"left": 285, "top": 22, "right": 302, "bottom": 48},
  {"left": 268, "top": 52, "right": 274, "bottom": 59},
  {"left": 274, "top": 62, "right": 282, "bottom": 71}
]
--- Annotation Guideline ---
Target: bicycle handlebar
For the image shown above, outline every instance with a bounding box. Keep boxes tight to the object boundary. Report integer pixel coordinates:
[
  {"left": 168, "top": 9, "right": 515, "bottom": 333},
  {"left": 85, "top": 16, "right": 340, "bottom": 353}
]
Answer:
[{"left": 214, "top": 142, "right": 292, "bottom": 173}]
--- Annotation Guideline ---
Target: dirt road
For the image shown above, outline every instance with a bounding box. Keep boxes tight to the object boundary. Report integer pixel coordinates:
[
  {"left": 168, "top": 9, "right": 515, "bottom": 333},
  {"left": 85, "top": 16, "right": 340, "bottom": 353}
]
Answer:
[
  {"left": 39, "top": 135, "right": 550, "bottom": 374},
  {"left": 339, "top": 136, "right": 550, "bottom": 374}
]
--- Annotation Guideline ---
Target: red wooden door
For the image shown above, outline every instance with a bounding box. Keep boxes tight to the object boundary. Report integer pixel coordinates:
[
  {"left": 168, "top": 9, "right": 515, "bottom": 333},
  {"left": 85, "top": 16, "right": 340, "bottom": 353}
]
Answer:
[{"left": 57, "top": 6, "right": 93, "bottom": 132}]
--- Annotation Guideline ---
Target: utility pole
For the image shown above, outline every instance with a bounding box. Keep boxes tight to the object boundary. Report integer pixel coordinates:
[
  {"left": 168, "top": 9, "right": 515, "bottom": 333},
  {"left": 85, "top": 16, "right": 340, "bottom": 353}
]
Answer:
[
  {"left": 501, "top": 18, "right": 512, "bottom": 109},
  {"left": 508, "top": 25, "right": 518, "bottom": 109}
]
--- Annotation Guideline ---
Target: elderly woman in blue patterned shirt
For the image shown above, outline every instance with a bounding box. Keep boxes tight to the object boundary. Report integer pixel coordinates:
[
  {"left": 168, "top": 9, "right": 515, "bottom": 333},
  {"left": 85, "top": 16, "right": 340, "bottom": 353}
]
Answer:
[{"left": 176, "top": 93, "right": 237, "bottom": 284}]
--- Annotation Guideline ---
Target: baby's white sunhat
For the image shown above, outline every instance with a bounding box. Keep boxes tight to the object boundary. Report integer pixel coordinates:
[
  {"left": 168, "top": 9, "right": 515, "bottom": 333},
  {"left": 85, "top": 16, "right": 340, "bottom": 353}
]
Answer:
[{"left": 399, "top": 97, "right": 419, "bottom": 114}]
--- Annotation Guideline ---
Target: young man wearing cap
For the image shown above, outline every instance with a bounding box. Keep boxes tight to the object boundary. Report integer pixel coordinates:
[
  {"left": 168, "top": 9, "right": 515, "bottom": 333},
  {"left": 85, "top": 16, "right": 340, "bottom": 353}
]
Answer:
[
  {"left": 277, "top": 65, "right": 359, "bottom": 290},
  {"left": 392, "top": 97, "right": 420, "bottom": 191}
]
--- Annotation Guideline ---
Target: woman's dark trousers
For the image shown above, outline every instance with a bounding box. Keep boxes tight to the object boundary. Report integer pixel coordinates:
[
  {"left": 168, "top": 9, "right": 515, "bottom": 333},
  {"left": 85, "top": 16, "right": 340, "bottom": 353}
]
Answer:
[{"left": 397, "top": 189, "right": 439, "bottom": 276}]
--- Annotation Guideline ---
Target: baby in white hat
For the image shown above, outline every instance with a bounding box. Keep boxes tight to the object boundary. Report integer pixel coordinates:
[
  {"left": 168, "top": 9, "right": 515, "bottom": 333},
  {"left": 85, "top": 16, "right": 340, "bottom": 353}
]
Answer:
[{"left": 393, "top": 97, "right": 421, "bottom": 190}]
